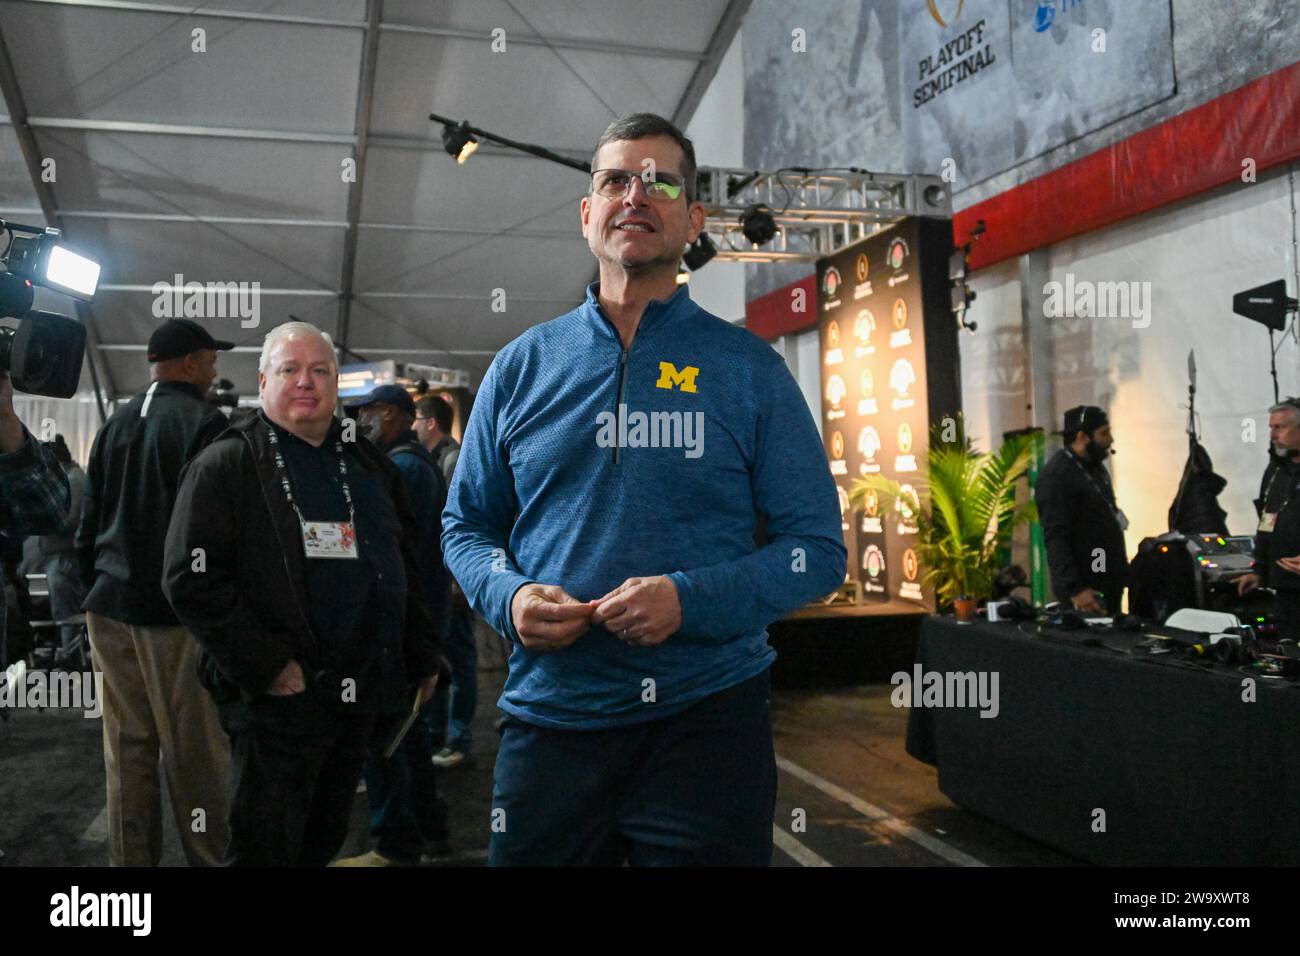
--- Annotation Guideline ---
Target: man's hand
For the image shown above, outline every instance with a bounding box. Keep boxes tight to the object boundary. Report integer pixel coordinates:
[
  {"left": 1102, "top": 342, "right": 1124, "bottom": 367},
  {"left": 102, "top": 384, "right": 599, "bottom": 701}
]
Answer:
[
  {"left": 0, "top": 372, "right": 25, "bottom": 454},
  {"left": 1235, "top": 572, "right": 1262, "bottom": 595},
  {"left": 591, "top": 576, "right": 682, "bottom": 648},
  {"left": 510, "top": 583, "right": 594, "bottom": 653},
  {"left": 1070, "top": 587, "right": 1104, "bottom": 614},
  {"left": 1277, "top": 555, "right": 1300, "bottom": 576},
  {"left": 267, "top": 659, "right": 306, "bottom": 696}
]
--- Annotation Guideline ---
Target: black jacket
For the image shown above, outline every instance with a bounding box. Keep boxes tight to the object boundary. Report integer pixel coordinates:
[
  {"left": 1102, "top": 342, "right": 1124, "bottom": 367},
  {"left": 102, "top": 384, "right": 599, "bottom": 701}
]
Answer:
[
  {"left": 76, "top": 380, "right": 228, "bottom": 625},
  {"left": 1034, "top": 447, "right": 1130, "bottom": 608},
  {"left": 161, "top": 411, "right": 441, "bottom": 702},
  {"left": 1254, "top": 455, "right": 1300, "bottom": 591}
]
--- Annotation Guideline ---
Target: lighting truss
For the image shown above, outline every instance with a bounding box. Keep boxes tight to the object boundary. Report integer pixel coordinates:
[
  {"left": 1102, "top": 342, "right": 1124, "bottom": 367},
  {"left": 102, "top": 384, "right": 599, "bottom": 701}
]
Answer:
[{"left": 695, "top": 167, "right": 953, "bottom": 262}]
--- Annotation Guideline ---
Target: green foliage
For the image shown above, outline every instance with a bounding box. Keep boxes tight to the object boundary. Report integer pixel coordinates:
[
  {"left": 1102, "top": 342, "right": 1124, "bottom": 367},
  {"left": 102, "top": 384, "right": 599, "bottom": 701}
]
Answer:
[{"left": 848, "top": 417, "right": 1037, "bottom": 605}]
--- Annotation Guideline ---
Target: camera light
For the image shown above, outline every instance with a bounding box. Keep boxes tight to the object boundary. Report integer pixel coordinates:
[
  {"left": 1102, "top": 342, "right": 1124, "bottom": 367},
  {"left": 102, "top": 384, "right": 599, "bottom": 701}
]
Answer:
[{"left": 44, "top": 244, "right": 100, "bottom": 300}]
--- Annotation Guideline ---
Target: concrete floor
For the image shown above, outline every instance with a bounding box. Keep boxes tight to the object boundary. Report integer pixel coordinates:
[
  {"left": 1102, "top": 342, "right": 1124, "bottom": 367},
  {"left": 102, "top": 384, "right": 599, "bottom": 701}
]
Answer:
[{"left": 0, "top": 644, "right": 1078, "bottom": 867}]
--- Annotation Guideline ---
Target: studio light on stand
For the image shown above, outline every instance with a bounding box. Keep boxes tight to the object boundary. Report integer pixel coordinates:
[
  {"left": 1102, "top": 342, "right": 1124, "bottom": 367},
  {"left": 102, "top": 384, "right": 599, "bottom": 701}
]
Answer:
[{"left": 1233, "top": 279, "right": 1300, "bottom": 403}]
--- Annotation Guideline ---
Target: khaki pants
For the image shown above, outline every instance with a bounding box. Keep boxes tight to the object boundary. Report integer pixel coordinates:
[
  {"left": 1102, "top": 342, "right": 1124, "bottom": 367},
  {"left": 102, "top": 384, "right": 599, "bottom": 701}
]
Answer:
[{"left": 87, "top": 612, "right": 231, "bottom": 866}]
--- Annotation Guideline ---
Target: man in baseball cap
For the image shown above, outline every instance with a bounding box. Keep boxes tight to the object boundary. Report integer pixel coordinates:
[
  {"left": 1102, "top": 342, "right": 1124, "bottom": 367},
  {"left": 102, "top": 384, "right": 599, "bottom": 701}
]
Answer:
[
  {"left": 336, "top": 381, "right": 455, "bottom": 865},
  {"left": 146, "top": 318, "right": 235, "bottom": 364},
  {"left": 351, "top": 383, "right": 416, "bottom": 429},
  {"left": 75, "top": 317, "right": 236, "bottom": 866},
  {"left": 1033, "top": 404, "right": 1129, "bottom": 614}
]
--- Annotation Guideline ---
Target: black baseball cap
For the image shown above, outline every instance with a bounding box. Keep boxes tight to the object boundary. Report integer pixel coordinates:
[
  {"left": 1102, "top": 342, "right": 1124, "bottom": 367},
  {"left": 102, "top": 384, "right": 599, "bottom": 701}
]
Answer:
[
  {"left": 147, "top": 319, "right": 235, "bottom": 362},
  {"left": 352, "top": 384, "right": 416, "bottom": 417},
  {"left": 1062, "top": 405, "right": 1109, "bottom": 437}
]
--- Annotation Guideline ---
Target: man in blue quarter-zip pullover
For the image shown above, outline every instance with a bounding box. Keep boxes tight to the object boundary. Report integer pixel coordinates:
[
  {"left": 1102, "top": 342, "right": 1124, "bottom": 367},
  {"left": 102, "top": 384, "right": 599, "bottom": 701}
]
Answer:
[{"left": 442, "top": 113, "right": 846, "bottom": 866}]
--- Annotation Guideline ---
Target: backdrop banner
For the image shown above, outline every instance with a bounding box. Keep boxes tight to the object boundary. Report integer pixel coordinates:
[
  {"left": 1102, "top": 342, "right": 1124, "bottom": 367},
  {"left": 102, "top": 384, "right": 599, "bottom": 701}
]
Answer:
[{"left": 901, "top": 0, "right": 1176, "bottom": 187}]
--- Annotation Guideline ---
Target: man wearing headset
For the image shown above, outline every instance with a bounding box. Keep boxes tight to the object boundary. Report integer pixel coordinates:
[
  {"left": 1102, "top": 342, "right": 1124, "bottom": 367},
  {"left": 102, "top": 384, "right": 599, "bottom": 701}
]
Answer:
[{"left": 1034, "top": 405, "right": 1129, "bottom": 615}]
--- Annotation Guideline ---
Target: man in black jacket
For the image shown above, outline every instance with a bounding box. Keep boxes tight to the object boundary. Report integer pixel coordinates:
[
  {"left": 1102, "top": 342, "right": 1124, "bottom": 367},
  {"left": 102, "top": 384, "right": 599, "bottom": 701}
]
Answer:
[
  {"left": 76, "top": 318, "right": 234, "bottom": 867},
  {"left": 163, "top": 321, "right": 441, "bottom": 866},
  {"left": 1235, "top": 399, "right": 1300, "bottom": 637},
  {"left": 1034, "top": 405, "right": 1130, "bottom": 614}
]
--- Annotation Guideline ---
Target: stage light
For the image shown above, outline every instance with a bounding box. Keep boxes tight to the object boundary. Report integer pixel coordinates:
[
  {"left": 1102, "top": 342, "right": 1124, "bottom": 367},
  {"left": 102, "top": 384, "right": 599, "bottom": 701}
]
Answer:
[
  {"left": 683, "top": 234, "right": 717, "bottom": 272},
  {"left": 441, "top": 122, "right": 479, "bottom": 164},
  {"left": 739, "top": 204, "right": 777, "bottom": 246},
  {"left": 952, "top": 284, "right": 976, "bottom": 313},
  {"left": 923, "top": 184, "right": 948, "bottom": 207},
  {"left": 948, "top": 248, "right": 967, "bottom": 281}
]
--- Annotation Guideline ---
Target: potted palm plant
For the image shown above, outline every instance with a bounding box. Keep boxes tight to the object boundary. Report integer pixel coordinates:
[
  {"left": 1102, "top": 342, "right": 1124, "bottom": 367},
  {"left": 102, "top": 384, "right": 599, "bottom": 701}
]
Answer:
[{"left": 848, "top": 418, "right": 1037, "bottom": 622}]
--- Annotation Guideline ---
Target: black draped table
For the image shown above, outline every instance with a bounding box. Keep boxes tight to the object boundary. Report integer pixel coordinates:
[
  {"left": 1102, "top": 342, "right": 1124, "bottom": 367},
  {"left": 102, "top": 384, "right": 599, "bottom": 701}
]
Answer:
[{"left": 905, "top": 616, "right": 1300, "bottom": 865}]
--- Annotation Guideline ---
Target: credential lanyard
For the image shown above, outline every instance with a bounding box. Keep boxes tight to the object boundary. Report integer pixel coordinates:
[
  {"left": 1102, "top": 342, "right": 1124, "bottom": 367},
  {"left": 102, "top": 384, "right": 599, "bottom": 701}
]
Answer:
[
  {"left": 1261, "top": 461, "right": 1300, "bottom": 520},
  {"left": 265, "top": 425, "right": 356, "bottom": 529}
]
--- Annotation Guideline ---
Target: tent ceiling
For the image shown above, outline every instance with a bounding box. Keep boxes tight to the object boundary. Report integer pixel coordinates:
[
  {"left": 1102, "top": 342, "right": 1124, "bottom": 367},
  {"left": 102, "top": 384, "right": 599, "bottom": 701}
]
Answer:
[{"left": 0, "top": 0, "right": 746, "bottom": 404}]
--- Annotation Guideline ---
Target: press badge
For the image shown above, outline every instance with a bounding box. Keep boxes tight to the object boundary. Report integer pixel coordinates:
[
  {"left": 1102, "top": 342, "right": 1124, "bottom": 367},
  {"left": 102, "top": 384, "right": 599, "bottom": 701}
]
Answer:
[
  {"left": 1259, "top": 512, "right": 1278, "bottom": 533},
  {"left": 301, "top": 521, "right": 360, "bottom": 559}
]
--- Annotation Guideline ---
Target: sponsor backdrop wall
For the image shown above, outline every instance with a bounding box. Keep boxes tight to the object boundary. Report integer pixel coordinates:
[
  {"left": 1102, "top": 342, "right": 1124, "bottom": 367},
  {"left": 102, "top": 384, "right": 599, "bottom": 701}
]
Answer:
[{"left": 818, "top": 219, "right": 959, "bottom": 610}]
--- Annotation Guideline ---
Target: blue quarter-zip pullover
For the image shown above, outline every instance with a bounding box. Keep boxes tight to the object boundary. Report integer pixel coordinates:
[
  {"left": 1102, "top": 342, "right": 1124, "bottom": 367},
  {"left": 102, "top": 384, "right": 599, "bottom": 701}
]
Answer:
[{"left": 442, "top": 283, "right": 846, "bottom": 729}]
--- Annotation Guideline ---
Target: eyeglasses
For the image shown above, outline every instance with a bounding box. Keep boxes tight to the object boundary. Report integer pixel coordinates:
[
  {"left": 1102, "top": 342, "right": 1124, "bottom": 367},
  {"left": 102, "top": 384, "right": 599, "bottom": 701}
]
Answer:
[{"left": 591, "top": 168, "right": 688, "bottom": 203}]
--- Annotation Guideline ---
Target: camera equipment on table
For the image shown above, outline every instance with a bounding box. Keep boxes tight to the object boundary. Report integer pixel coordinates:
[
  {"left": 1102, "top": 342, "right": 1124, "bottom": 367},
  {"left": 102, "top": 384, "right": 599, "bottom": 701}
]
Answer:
[
  {"left": 1133, "top": 608, "right": 1300, "bottom": 673},
  {"left": 0, "top": 219, "right": 98, "bottom": 398},
  {"left": 1128, "top": 531, "right": 1265, "bottom": 622}
]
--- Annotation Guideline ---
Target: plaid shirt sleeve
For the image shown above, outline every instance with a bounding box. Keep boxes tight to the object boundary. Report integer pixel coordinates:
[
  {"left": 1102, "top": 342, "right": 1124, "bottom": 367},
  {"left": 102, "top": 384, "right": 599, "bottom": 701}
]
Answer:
[{"left": 0, "top": 428, "right": 71, "bottom": 535}]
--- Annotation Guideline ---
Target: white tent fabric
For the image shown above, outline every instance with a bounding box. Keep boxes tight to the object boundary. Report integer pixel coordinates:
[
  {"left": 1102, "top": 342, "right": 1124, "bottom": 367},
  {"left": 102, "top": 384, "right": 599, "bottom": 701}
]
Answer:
[{"left": 0, "top": 0, "right": 747, "bottom": 414}]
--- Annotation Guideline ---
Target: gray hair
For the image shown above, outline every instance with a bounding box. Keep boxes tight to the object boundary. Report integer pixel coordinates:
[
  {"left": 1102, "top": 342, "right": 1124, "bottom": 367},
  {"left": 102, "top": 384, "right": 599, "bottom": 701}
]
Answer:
[
  {"left": 1269, "top": 400, "right": 1300, "bottom": 423},
  {"left": 591, "top": 113, "right": 698, "bottom": 202},
  {"left": 259, "top": 321, "right": 336, "bottom": 374}
]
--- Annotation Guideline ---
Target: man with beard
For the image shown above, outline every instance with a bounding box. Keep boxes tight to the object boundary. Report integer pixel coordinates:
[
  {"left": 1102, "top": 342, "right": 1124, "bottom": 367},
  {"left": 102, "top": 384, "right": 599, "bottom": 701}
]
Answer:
[{"left": 1034, "top": 405, "right": 1130, "bottom": 615}]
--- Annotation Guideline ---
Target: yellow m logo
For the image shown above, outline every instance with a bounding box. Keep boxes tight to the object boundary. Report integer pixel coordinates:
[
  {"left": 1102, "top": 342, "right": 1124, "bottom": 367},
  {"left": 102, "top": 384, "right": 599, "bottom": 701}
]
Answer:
[{"left": 655, "top": 362, "right": 699, "bottom": 393}]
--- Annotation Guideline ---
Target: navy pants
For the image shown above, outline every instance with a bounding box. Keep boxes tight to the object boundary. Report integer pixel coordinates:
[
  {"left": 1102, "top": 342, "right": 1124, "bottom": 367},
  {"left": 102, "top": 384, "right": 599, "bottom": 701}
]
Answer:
[
  {"left": 365, "top": 701, "right": 449, "bottom": 862},
  {"left": 489, "top": 669, "right": 776, "bottom": 866},
  {"left": 431, "top": 607, "right": 478, "bottom": 752}
]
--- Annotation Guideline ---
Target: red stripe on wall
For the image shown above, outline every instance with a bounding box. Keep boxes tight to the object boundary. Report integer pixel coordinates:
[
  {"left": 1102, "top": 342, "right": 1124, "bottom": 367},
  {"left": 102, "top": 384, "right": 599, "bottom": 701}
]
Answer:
[
  {"left": 746, "top": 273, "right": 817, "bottom": 340},
  {"left": 746, "top": 61, "right": 1300, "bottom": 340},
  {"left": 957, "top": 59, "right": 1300, "bottom": 272}
]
